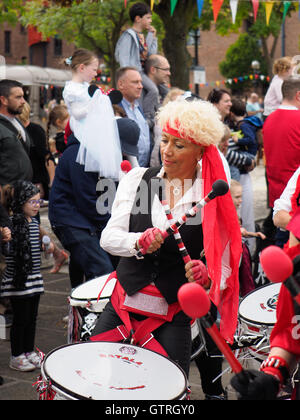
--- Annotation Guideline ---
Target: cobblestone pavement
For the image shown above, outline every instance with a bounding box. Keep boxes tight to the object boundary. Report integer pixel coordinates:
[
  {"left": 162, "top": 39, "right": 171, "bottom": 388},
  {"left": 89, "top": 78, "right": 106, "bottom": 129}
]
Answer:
[{"left": 0, "top": 163, "right": 268, "bottom": 401}]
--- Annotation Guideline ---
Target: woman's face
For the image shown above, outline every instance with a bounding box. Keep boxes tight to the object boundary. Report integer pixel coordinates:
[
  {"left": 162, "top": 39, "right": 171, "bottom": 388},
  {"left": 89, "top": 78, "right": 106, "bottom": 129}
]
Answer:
[
  {"left": 160, "top": 132, "right": 203, "bottom": 180},
  {"left": 23, "top": 193, "right": 42, "bottom": 219},
  {"left": 215, "top": 93, "right": 232, "bottom": 119}
]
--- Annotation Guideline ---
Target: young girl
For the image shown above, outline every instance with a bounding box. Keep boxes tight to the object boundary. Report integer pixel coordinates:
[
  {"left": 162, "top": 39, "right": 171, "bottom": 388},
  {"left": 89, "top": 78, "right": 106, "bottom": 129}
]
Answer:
[
  {"left": 230, "top": 180, "right": 266, "bottom": 296},
  {"left": 0, "top": 181, "right": 54, "bottom": 372},
  {"left": 46, "top": 104, "right": 69, "bottom": 163},
  {"left": 63, "top": 48, "right": 122, "bottom": 179}
]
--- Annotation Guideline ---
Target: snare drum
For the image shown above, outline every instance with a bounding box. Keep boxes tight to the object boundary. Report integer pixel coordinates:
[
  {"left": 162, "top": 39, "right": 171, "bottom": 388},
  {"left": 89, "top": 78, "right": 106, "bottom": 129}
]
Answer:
[
  {"left": 68, "top": 273, "right": 116, "bottom": 343},
  {"left": 39, "top": 341, "right": 188, "bottom": 400},
  {"left": 238, "top": 282, "right": 281, "bottom": 361}
]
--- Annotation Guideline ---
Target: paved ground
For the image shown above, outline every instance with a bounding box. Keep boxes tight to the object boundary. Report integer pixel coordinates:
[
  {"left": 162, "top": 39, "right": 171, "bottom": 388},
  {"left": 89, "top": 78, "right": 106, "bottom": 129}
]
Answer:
[{"left": 0, "top": 162, "right": 269, "bottom": 401}]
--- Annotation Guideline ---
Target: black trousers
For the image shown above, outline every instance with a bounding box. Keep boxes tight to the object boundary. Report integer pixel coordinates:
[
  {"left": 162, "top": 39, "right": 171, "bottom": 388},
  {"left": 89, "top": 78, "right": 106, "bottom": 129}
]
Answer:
[
  {"left": 10, "top": 294, "right": 40, "bottom": 357},
  {"left": 91, "top": 301, "right": 192, "bottom": 377}
]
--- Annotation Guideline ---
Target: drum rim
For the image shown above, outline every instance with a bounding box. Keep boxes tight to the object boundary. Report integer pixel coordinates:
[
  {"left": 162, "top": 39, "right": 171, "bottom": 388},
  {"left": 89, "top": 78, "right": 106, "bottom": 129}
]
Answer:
[
  {"left": 239, "top": 282, "right": 280, "bottom": 327},
  {"left": 70, "top": 276, "right": 116, "bottom": 302},
  {"left": 42, "top": 341, "right": 188, "bottom": 400}
]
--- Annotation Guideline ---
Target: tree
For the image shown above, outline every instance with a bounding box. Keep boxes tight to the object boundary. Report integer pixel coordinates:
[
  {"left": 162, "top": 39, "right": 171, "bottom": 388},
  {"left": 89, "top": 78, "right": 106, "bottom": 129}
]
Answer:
[
  {"left": 219, "top": 33, "right": 267, "bottom": 93},
  {"left": 148, "top": 0, "right": 198, "bottom": 89},
  {"left": 0, "top": 0, "right": 24, "bottom": 26}
]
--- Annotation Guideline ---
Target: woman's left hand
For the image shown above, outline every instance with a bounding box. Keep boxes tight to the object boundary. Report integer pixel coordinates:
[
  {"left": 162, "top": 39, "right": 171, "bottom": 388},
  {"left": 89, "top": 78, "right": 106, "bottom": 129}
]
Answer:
[{"left": 185, "top": 260, "right": 210, "bottom": 288}]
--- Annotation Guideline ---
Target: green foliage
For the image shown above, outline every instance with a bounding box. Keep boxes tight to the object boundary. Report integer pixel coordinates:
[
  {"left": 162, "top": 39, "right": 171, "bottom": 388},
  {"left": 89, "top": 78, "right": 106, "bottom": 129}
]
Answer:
[
  {"left": 219, "top": 33, "right": 267, "bottom": 77},
  {"left": 0, "top": 0, "right": 24, "bottom": 26},
  {"left": 20, "top": 0, "right": 135, "bottom": 58}
]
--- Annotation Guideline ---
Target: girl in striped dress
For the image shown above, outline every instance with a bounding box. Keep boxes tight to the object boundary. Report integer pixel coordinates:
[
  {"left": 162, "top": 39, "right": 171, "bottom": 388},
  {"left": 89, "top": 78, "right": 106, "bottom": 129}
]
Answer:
[{"left": 0, "top": 181, "right": 54, "bottom": 372}]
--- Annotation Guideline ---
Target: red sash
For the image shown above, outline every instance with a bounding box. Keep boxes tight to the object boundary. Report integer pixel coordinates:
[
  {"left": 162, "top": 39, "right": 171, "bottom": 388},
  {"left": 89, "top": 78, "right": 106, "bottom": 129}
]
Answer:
[{"left": 91, "top": 272, "right": 181, "bottom": 357}]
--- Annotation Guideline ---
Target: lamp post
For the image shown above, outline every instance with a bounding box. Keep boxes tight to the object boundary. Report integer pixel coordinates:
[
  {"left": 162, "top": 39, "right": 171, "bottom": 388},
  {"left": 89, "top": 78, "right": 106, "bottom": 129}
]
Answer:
[
  {"left": 194, "top": 29, "right": 200, "bottom": 95},
  {"left": 251, "top": 60, "right": 260, "bottom": 89}
]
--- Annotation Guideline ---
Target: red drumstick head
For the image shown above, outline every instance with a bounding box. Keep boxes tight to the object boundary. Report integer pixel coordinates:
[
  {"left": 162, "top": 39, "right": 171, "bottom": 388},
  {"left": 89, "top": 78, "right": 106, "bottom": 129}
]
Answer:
[
  {"left": 260, "top": 245, "right": 293, "bottom": 283},
  {"left": 177, "top": 282, "right": 211, "bottom": 319}
]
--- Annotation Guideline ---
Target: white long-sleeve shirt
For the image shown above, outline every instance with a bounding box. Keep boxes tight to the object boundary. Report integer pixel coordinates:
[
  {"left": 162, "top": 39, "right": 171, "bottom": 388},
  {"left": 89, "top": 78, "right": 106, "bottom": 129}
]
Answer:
[
  {"left": 100, "top": 152, "right": 230, "bottom": 257},
  {"left": 273, "top": 166, "right": 300, "bottom": 217}
]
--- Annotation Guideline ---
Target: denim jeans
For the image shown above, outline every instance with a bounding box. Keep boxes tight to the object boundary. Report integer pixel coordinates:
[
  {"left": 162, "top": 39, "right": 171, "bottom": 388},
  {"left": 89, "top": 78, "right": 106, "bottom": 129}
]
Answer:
[
  {"left": 91, "top": 301, "right": 192, "bottom": 377},
  {"left": 52, "top": 225, "right": 114, "bottom": 289}
]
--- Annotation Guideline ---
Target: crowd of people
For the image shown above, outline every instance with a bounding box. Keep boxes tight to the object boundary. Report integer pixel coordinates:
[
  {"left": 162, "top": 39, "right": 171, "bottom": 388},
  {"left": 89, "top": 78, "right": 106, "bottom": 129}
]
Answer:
[{"left": 0, "top": 1, "right": 299, "bottom": 400}]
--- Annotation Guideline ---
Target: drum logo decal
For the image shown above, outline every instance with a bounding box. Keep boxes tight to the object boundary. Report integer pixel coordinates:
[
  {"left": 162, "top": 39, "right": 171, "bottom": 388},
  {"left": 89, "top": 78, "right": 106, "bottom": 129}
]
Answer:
[
  {"left": 260, "top": 293, "right": 279, "bottom": 312},
  {"left": 98, "top": 353, "right": 143, "bottom": 366}
]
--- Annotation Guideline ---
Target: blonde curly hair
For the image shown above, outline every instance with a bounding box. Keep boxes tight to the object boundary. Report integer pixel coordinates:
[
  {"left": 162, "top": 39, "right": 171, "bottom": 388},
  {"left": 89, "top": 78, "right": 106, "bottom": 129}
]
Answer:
[{"left": 156, "top": 98, "right": 225, "bottom": 147}]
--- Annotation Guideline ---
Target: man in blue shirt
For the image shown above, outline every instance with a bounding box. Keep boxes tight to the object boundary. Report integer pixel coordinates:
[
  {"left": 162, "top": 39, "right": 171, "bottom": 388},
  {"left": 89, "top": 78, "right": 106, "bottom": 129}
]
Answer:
[{"left": 116, "top": 67, "right": 151, "bottom": 167}]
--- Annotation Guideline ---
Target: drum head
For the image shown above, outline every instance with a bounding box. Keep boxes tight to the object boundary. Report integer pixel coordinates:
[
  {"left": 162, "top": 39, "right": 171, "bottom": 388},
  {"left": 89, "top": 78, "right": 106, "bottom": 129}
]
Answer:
[
  {"left": 239, "top": 283, "right": 281, "bottom": 326},
  {"left": 69, "top": 274, "right": 116, "bottom": 312},
  {"left": 42, "top": 342, "right": 187, "bottom": 400}
]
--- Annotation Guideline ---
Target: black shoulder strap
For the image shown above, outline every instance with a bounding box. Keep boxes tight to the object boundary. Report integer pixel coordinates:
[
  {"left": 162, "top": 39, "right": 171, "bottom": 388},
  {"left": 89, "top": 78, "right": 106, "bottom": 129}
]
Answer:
[{"left": 141, "top": 166, "right": 161, "bottom": 183}]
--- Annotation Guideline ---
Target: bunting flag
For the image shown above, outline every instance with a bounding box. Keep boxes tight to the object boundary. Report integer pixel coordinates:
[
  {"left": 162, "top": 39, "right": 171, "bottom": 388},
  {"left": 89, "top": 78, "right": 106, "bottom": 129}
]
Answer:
[
  {"left": 265, "top": 1, "right": 274, "bottom": 25},
  {"left": 192, "top": 73, "right": 270, "bottom": 90},
  {"left": 150, "top": 0, "right": 155, "bottom": 10},
  {"left": 212, "top": 0, "right": 224, "bottom": 21},
  {"left": 282, "top": 1, "right": 291, "bottom": 22},
  {"left": 197, "top": 0, "right": 204, "bottom": 18},
  {"left": 251, "top": 0, "right": 259, "bottom": 22},
  {"left": 170, "top": 0, "right": 178, "bottom": 15},
  {"left": 230, "top": 0, "right": 238, "bottom": 23}
]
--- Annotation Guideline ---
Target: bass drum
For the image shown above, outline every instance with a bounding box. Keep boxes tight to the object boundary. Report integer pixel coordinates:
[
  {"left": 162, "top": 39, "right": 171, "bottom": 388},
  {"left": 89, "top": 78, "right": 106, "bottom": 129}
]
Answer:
[{"left": 39, "top": 341, "right": 189, "bottom": 400}]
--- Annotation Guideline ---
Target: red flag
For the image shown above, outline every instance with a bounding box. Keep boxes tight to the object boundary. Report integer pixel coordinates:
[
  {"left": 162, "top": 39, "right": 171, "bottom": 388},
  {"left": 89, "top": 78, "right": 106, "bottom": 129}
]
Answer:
[
  {"left": 252, "top": 0, "right": 259, "bottom": 22},
  {"left": 202, "top": 145, "right": 242, "bottom": 343}
]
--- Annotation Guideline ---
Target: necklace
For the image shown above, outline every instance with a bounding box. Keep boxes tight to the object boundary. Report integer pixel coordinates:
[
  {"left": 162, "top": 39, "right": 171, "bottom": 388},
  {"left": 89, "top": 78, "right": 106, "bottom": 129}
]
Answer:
[{"left": 167, "top": 177, "right": 182, "bottom": 196}]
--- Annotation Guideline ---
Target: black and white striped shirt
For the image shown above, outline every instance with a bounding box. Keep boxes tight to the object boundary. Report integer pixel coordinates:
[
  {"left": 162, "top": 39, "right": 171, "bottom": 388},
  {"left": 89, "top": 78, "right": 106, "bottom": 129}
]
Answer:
[{"left": 0, "top": 218, "right": 44, "bottom": 298}]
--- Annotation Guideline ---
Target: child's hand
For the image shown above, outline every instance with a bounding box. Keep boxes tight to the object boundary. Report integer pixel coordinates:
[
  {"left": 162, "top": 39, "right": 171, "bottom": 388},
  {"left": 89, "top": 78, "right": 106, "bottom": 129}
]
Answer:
[
  {"left": 0, "top": 227, "right": 11, "bottom": 242},
  {"left": 149, "top": 26, "right": 157, "bottom": 37},
  {"left": 232, "top": 134, "right": 239, "bottom": 143},
  {"left": 42, "top": 241, "right": 55, "bottom": 254}
]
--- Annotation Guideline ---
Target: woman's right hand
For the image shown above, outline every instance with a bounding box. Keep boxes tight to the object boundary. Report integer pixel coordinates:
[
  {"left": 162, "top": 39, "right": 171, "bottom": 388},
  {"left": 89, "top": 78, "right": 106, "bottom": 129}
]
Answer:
[{"left": 137, "top": 227, "right": 164, "bottom": 254}]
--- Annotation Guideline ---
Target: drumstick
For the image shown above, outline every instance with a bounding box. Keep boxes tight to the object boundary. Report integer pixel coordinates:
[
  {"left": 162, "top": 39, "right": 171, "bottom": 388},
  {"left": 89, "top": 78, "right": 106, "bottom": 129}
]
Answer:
[
  {"left": 137, "top": 179, "right": 229, "bottom": 258},
  {"left": 178, "top": 282, "right": 248, "bottom": 382},
  {"left": 161, "top": 197, "right": 191, "bottom": 264}
]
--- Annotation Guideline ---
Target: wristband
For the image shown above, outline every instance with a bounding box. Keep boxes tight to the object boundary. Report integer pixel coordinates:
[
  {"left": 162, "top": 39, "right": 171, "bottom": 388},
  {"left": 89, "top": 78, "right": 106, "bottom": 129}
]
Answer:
[{"left": 260, "top": 355, "right": 290, "bottom": 386}]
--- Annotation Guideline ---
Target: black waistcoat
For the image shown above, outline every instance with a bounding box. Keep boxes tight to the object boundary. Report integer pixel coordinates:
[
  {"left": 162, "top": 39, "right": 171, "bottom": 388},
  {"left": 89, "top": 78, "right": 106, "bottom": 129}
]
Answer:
[{"left": 116, "top": 167, "right": 203, "bottom": 304}]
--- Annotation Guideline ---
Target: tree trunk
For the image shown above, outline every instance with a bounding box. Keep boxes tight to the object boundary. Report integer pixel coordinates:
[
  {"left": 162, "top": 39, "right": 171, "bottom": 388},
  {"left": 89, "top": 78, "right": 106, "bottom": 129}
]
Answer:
[
  {"left": 261, "top": 35, "right": 279, "bottom": 76},
  {"left": 155, "top": 0, "right": 197, "bottom": 90}
]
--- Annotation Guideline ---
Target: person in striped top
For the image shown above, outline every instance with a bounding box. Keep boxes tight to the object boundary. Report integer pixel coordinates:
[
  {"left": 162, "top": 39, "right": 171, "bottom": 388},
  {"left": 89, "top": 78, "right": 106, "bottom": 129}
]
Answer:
[{"left": 0, "top": 181, "right": 54, "bottom": 372}]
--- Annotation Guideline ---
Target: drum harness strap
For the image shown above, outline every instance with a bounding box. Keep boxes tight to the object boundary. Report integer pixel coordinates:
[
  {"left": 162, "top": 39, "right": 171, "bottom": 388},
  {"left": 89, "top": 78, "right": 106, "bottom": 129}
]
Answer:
[{"left": 90, "top": 272, "right": 181, "bottom": 357}]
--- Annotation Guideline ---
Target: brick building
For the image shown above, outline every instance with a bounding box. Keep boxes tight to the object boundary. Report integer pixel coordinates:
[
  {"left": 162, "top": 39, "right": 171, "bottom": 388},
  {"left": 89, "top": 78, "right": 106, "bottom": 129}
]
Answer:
[{"left": 1, "top": 22, "right": 74, "bottom": 68}]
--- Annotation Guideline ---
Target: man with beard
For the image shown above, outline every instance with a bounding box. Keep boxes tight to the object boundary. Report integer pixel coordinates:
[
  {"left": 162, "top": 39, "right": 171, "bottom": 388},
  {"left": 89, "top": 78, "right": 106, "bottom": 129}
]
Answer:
[{"left": 0, "top": 79, "right": 32, "bottom": 185}]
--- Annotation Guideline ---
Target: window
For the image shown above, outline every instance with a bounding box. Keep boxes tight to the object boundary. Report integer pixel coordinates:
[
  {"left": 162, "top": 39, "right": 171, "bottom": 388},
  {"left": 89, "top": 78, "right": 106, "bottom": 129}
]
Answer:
[
  {"left": 54, "top": 36, "right": 62, "bottom": 56},
  {"left": 4, "top": 31, "right": 11, "bottom": 54}
]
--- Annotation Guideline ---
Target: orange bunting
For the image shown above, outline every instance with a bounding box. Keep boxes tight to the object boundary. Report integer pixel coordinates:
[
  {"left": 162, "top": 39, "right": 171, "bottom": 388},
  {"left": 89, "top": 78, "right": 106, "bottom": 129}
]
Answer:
[{"left": 212, "top": 0, "right": 224, "bottom": 21}]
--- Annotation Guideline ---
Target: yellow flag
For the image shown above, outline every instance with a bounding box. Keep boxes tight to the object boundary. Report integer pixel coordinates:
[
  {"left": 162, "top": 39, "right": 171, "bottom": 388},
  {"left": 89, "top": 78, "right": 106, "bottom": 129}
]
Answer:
[
  {"left": 151, "top": 0, "right": 154, "bottom": 10},
  {"left": 265, "top": 1, "right": 274, "bottom": 25}
]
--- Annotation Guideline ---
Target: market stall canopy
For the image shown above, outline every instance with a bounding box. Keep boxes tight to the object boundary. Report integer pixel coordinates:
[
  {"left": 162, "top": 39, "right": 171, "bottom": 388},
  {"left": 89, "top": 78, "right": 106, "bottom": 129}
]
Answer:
[{"left": 0, "top": 65, "right": 71, "bottom": 87}]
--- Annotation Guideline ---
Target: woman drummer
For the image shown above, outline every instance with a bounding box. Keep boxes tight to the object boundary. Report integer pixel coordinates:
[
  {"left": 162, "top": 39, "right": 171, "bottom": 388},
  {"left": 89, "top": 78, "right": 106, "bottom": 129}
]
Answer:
[{"left": 91, "top": 99, "right": 242, "bottom": 377}]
